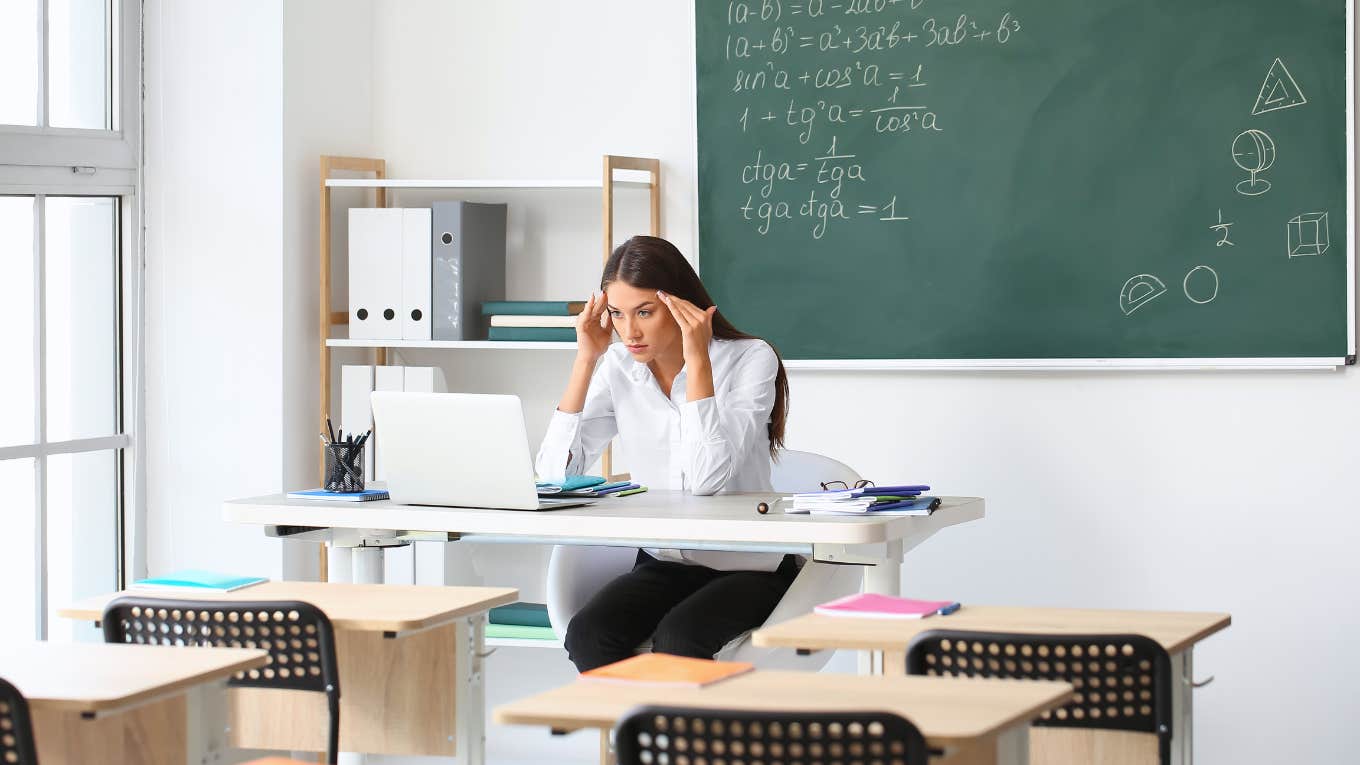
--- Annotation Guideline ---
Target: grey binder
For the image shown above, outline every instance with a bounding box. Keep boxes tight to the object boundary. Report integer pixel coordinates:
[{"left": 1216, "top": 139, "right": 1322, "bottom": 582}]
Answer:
[{"left": 431, "top": 201, "right": 507, "bottom": 341}]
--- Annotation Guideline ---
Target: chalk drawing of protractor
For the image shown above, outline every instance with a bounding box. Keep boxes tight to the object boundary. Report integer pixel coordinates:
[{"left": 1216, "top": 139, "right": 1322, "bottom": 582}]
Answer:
[{"left": 1120, "top": 274, "right": 1167, "bottom": 315}]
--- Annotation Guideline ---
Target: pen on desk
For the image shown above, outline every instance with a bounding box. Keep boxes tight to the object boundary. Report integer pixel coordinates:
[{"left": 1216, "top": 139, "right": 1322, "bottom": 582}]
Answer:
[
  {"left": 937, "top": 602, "right": 961, "bottom": 616},
  {"left": 615, "top": 486, "right": 648, "bottom": 497}
]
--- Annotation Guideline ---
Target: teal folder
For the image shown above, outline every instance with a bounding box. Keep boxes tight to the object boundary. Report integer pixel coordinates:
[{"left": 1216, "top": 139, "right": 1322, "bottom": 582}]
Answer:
[
  {"left": 489, "top": 326, "right": 575, "bottom": 342},
  {"left": 131, "top": 569, "right": 268, "bottom": 593},
  {"left": 482, "top": 300, "right": 585, "bottom": 316}
]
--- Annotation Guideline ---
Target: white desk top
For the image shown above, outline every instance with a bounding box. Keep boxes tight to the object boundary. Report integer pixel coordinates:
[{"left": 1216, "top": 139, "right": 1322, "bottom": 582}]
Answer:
[
  {"left": 0, "top": 642, "right": 267, "bottom": 714},
  {"left": 223, "top": 491, "right": 984, "bottom": 548}
]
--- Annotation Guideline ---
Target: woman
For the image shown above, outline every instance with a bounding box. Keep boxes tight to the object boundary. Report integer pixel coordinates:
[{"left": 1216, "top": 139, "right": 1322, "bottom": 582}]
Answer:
[{"left": 536, "top": 235, "right": 794, "bottom": 672}]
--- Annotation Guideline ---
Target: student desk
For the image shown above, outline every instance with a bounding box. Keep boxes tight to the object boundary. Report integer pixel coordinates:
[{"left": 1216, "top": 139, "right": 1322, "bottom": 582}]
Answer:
[
  {"left": 495, "top": 670, "right": 1073, "bottom": 765},
  {"left": 752, "top": 606, "right": 1232, "bottom": 765},
  {"left": 0, "top": 641, "right": 267, "bottom": 765},
  {"left": 61, "top": 581, "right": 516, "bottom": 763},
  {"left": 221, "top": 491, "right": 986, "bottom": 595}
]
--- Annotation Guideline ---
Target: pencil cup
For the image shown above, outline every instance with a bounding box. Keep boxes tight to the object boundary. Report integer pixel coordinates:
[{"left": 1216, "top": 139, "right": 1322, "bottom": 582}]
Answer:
[{"left": 324, "top": 443, "right": 365, "bottom": 493}]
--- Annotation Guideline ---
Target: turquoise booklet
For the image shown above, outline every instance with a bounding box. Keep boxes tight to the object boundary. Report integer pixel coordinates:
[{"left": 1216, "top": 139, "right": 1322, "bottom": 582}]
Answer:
[{"left": 131, "top": 569, "right": 268, "bottom": 593}]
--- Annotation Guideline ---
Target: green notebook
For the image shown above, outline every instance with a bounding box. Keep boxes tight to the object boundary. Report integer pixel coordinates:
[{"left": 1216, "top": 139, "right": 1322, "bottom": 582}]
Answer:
[{"left": 485, "top": 624, "right": 557, "bottom": 641}]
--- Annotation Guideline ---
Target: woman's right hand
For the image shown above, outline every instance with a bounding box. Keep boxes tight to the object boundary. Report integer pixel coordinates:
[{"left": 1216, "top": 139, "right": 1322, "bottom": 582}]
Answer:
[{"left": 574, "top": 292, "right": 614, "bottom": 362}]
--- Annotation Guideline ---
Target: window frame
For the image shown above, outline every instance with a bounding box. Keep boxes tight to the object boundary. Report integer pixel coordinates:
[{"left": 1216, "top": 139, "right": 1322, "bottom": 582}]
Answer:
[
  {"left": 0, "top": 0, "right": 143, "bottom": 640},
  {"left": 0, "top": 0, "right": 139, "bottom": 170}
]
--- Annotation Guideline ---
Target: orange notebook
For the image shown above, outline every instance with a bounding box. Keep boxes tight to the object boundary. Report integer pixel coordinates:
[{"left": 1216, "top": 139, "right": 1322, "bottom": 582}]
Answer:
[{"left": 581, "top": 653, "right": 754, "bottom": 688}]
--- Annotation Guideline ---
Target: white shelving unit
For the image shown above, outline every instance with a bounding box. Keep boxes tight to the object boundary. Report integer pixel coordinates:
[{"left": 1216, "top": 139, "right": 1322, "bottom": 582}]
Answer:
[
  {"left": 316, "top": 155, "right": 662, "bottom": 630},
  {"left": 327, "top": 338, "right": 577, "bottom": 351}
]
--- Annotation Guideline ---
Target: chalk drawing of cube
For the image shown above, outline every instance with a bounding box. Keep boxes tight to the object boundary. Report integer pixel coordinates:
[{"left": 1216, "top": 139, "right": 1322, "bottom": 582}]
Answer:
[{"left": 1287, "top": 212, "right": 1330, "bottom": 257}]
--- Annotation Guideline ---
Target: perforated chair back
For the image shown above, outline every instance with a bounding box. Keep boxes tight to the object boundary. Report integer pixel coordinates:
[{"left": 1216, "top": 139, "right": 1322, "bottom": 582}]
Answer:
[
  {"left": 906, "top": 631, "right": 1172, "bottom": 765},
  {"left": 615, "top": 705, "right": 930, "bottom": 765},
  {"left": 101, "top": 597, "right": 341, "bottom": 764},
  {"left": 0, "top": 677, "right": 39, "bottom": 765}
]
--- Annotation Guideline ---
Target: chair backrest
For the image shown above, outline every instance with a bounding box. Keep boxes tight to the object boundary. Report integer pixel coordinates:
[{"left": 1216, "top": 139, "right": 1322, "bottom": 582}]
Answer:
[
  {"left": 0, "top": 676, "right": 39, "bottom": 765},
  {"left": 101, "top": 597, "right": 342, "bottom": 765},
  {"left": 906, "top": 630, "right": 1172, "bottom": 765},
  {"left": 615, "top": 705, "right": 929, "bottom": 765},
  {"left": 771, "top": 449, "right": 861, "bottom": 493}
]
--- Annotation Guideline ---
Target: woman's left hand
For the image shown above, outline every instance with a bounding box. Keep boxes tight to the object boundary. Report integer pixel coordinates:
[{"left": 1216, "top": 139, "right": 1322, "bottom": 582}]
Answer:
[{"left": 658, "top": 290, "right": 717, "bottom": 367}]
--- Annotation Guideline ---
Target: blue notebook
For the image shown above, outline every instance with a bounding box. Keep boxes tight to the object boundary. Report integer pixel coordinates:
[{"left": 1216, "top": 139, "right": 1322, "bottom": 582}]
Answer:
[
  {"left": 287, "top": 488, "right": 390, "bottom": 502},
  {"left": 131, "top": 569, "right": 268, "bottom": 593}
]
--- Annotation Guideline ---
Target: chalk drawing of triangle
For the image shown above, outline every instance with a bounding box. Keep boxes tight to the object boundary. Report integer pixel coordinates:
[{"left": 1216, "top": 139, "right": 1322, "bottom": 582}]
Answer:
[{"left": 1252, "top": 58, "right": 1307, "bottom": 115}]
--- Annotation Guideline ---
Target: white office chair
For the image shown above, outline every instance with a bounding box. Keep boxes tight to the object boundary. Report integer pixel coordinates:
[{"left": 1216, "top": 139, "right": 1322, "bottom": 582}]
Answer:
[{"left": 545, "top": 450, "right": 864, "bottom": 671}]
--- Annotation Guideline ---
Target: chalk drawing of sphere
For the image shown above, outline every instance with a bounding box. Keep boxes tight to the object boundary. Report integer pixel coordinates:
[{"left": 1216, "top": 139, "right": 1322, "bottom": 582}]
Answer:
[{"left": 1232, "top": 129, "right": 1276, "bottom": 174}]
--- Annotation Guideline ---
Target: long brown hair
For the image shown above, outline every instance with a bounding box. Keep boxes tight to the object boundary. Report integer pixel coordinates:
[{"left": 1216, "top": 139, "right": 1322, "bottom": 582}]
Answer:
[{"left": 601, "top": 235, "right": 789, "bottom": 458}]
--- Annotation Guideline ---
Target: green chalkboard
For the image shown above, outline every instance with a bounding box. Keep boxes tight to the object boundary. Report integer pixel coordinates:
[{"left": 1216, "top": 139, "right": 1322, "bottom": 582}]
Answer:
[{"left": 695, "top": 0, "right": 1352, "bottom": 361}]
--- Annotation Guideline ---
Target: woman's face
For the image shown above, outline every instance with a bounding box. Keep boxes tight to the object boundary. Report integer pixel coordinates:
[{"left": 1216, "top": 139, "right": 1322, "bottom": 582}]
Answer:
[{"left": 605, "top": 281, "right": 682, "bottom": 364}]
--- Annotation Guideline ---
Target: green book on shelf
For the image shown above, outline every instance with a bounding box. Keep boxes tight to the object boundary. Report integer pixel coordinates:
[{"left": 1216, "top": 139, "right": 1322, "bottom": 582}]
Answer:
[
  {"left": 489, "top": 602, "right": 553, "bottom": 628},
  {"left": 486, "top": 624, "right": 558, "bottom": 641},
  {"left": 481, "top": 300, "right": 586, "bottom": 316},
  {"left": 488, "top": 326, "right": 576, "bottom": 342}
]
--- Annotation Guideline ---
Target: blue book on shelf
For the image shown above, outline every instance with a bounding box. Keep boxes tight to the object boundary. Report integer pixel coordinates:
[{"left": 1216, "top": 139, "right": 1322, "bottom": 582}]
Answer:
[{"left": 131, "top": 569, "right": 268, "bottom": 593}]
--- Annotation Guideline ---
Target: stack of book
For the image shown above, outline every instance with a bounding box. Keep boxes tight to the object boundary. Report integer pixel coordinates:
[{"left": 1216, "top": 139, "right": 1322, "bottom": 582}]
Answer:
[
  {"left": 783, "top": 484, "right": 940, "bottom": 516},
  {"left": 487, "top": 602, "right": 556, "bottom": 641},
  {"left": 483, "top": 300, "right": 585, "bottom": 342}
]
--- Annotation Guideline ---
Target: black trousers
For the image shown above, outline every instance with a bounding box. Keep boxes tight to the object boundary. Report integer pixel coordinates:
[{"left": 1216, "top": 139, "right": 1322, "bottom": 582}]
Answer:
[{"left": 564, "top": 550, "right": 799, "bottom": 673}]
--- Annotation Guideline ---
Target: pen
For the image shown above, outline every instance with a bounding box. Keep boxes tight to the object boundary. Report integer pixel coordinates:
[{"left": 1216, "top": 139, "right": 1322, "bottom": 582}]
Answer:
[
  {"left": 326, "top": 418, "right": 336, "bottom": 444},
  {"left": 615, "top": 486, "right": 648, "bottom": 497},
  {"left": 937, "top": 602, "right": 961, "bottom": 616}
]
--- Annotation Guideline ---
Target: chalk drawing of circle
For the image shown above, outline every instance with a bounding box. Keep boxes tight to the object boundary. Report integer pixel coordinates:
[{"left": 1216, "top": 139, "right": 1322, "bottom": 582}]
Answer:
[
  {"left": 1232, "top": 129, "right": 1276, "bottom": 174},
  {"left": 1120, "top": 274, "right": 1167, "bottom": 316},
  {"left": 1183, "top": 265, "right": 1219, "bottom": 305}
]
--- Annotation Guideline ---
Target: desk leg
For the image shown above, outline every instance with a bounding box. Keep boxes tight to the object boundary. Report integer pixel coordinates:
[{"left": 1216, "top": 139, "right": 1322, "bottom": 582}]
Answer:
[
  {"left": 600, "top": 728, "right": 617, "bottom": 765},
  {"left": 859, "top": 539, "right": 903, "bottom": 673},
  {"left": 184, "top": 679, "right": 231, "bottom": 764},
  {"left": 861, "top": 539, "right": 903, "bottom": 596},
  {"left": 455, "top": 613, "right": 488, "bottom": 765},
  {"left": 1172, "top": 649, "right": 1194, "bottom": 765},
  {"left": 327, "top": 544, "right": 353, "bottom": 584},
  {"left": 353, "top": 546, "right": 384, "bottom": 584},
  {"left": 938, "top": 726, "right": 1030, "bottom": 765}
]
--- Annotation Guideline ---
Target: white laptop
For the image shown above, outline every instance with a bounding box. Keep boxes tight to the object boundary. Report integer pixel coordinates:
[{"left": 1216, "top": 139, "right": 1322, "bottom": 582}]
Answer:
[{"left": 369, "top": 391, "right": 595, "bottom": 511}]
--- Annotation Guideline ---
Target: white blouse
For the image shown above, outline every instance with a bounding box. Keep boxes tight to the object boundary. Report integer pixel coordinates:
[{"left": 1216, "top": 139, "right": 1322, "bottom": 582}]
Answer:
[{"left": 535, "top": 337, "right": 784, "bottom": 572}]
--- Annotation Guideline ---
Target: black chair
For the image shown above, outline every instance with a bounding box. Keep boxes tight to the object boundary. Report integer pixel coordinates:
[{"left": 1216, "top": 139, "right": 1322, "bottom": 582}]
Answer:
[
  {"left": 906, "top": 631, "right": 1173, "bottom": 765},
  {"left": 0, "top": 676, "right": 39, "bottom": 765},
  {"left": 615, "top": 705, "right": 930, "bottom": 765},
  {"left": 101, "top": 597, "right": 342, "bottom": 765}
]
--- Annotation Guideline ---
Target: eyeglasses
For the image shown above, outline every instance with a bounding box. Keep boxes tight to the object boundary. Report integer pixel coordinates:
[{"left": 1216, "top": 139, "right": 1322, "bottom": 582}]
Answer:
[{"left": 819, "top": 479, "right": 875, "bottom": 491}]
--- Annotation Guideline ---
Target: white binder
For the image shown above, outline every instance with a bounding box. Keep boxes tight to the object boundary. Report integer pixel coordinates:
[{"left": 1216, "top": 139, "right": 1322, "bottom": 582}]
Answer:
[
  {"left": 372, "top": 365, "right": 405, "bottom": 481},
  {"left": 339, "top": 364, "right": 375, "bottom": 479},
  {"left": 348, "top": 208, "right": 403, "bottom": 340},
  {"left": 401, "top": 209, "right": 432, "bottom": 340},
  {"left": 402, "top": 365, "right": 447, "bottom": 394}
]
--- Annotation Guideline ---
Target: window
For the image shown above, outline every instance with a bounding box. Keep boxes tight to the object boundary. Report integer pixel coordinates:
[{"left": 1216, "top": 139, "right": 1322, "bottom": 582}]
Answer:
[{"left": 0, "top": 0, "right": 140, "bottom": 642}]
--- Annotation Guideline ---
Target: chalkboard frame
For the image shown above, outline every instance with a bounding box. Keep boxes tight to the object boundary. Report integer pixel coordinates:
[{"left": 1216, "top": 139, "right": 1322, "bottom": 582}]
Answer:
[{"left": 689, "top": 0, "right": 1357, "bottom": 370}]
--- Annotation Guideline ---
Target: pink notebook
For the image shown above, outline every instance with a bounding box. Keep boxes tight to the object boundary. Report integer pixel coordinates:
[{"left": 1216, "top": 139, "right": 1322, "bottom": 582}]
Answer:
[{"left": 814, "top": 593, "right": 960, "bottom": 620}]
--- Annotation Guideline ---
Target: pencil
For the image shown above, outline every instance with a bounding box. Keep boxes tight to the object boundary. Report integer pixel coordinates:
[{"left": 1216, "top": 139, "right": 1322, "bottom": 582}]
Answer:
[{"left": 615, "top": 486, "right": 648, "bottom": 497}]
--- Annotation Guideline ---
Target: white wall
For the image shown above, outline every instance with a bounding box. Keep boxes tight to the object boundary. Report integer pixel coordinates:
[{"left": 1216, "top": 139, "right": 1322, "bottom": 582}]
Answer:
[
  {"left": 144, "top": 1, "right": 1360, "bottom": 763},
  {"left": 143, "top": 0, "right": 284, "bottom": 578},
  {"left": 366, "top": 3, "right": 1360, "bottom": 763}
]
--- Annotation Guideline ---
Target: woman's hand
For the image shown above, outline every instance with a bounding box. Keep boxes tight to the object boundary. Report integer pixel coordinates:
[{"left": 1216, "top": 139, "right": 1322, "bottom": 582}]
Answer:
[
  {"left": 574, "top": 292, "right": 614, "bottom": 362},
  {"left": 658, "top": 291, "right": 717, "bottom": 369}
]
